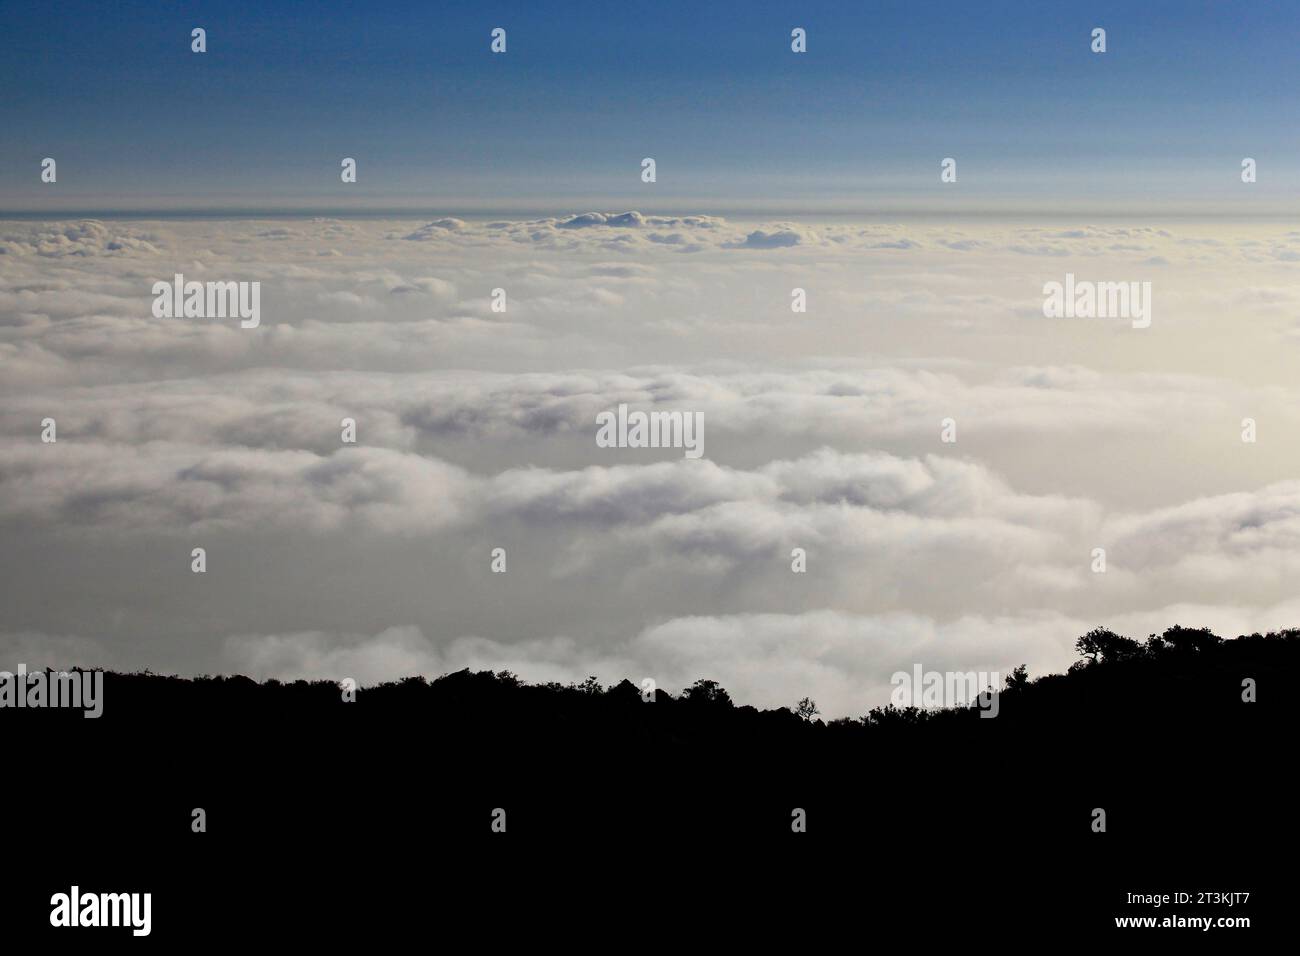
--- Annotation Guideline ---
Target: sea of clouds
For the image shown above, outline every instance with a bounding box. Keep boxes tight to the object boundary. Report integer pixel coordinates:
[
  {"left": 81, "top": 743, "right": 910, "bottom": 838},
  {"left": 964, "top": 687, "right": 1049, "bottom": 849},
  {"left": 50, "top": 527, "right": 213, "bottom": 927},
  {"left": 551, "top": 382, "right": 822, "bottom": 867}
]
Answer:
[{"left": 4, "top": 213, "right": 1300, "bottom": 715}]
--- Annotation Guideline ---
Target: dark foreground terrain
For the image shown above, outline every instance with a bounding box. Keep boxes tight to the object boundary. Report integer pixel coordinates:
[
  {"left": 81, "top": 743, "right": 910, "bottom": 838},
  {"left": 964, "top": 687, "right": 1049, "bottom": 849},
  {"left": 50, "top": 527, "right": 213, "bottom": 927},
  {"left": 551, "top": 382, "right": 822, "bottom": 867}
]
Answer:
[{"left": 3, "top": 625, "right": 1294, "bottom": 941}]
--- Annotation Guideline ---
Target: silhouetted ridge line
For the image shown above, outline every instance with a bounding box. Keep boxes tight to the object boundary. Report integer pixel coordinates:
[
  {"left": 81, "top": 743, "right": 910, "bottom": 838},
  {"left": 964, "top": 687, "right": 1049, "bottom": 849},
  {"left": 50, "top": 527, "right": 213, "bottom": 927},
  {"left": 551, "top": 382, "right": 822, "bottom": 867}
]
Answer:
[{"left": 5, "top": 625, "right": 1296, "bottom": 736}]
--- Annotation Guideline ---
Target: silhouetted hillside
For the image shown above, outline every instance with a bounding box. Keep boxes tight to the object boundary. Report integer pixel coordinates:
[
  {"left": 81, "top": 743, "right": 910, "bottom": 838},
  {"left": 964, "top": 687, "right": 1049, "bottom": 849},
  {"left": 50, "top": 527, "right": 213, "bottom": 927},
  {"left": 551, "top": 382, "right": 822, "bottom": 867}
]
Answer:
[
  {"left": 9, "top": 621, "right": 1296, "bottom": 825},
  {"left": 6, "top": 623, "right": 1293, "bottom": 938}
]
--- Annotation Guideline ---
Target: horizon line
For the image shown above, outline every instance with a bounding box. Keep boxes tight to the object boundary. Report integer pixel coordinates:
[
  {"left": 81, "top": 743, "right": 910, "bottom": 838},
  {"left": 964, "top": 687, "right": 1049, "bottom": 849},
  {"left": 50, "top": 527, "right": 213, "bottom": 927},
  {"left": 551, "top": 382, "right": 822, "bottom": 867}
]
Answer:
[{"left": 6, "top": 203, "right": 1300, "bottom": 221}]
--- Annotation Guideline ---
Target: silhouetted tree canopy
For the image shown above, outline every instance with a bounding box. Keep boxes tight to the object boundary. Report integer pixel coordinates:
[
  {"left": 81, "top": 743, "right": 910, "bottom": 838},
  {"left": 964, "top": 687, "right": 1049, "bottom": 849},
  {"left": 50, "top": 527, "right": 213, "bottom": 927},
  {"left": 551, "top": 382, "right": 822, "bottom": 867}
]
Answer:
[
  {"left": 7, "top": 624, "right": 1294, "bottom": 756},
  {"left": 1075, "top": 627, "right": 1140, "bottom": 664}
]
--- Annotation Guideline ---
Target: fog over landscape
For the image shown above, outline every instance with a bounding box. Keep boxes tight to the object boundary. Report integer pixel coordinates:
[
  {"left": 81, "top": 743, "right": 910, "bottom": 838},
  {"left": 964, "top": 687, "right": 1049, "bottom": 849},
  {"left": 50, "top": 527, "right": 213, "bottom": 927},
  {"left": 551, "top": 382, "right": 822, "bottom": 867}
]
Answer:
[{"left": 3, "top": 213, "right": 1300, "bottom": 715}]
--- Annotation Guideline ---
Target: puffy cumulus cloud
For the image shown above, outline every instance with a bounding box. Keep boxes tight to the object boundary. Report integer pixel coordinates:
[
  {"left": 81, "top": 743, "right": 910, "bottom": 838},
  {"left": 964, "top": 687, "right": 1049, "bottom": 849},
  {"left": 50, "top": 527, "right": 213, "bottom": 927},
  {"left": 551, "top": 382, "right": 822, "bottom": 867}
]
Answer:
[
  {"left": 557, "top": 211, "right": 647, "bottom": 229},
  {"left": 763, "top": 448, "right": 1039, "bottom": 515},
  {"left": 2, "top": 432, "right": 1077, "bottom": 539},
  {"left": 387, "top": 276, "right": 457, "bottom": 299},
  {"left": 400, "top": 211, "right": 823, "bottom": 254},
  {"left": 506, "top": 449, "right": 1092, "bottom": 565},
  {"left": 485, "top": 458, "right": 774, "bottom": 525},
  {"left": 1107, "top": 483, "right": 1300, "bottom": 559},
  {"left": 1099, "top": 482, "right": 1300, "bottom": 598},
  {"left": 538, "top": 449, "right": 1063, "bottom": 534},
  {"left": 728, "top": 225, "right": 812, "bottom": 249},
  {"left": 4, "top": 359, "right": 1300, "bottom": 622},
  {"left": 19, "top": 420, "right": 1298, "bottom": 625},
  {"left": 401, "top": 219, "right": 467, "bottom": 241},
  {"left": 5, "top": 362, "right": 1246, "bottom": 453},
  {"left": 0, "top": 442, "right": 474, "bottom": 535},
  {"left": 0, "top": 220, "right": 163, "bottom": 258},
  {"left": 551, "top": 211, "right": 725, "bottom": 231}
]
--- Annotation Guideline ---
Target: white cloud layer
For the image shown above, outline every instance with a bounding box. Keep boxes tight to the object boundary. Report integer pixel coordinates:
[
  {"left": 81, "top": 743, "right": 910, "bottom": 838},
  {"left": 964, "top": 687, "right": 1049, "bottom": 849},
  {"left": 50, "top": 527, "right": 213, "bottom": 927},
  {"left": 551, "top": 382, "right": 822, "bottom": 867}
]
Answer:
[{"left": 3, "top": 215, "right": 1299, "bottom": 714}]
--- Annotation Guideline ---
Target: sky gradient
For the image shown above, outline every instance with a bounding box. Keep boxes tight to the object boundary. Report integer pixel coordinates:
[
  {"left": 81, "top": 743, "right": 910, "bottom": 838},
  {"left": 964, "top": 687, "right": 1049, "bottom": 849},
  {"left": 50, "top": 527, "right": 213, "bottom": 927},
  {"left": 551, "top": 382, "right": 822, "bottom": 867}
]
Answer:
[{"left": 3, "top": 0, "right": 1299, "bottom": 213}]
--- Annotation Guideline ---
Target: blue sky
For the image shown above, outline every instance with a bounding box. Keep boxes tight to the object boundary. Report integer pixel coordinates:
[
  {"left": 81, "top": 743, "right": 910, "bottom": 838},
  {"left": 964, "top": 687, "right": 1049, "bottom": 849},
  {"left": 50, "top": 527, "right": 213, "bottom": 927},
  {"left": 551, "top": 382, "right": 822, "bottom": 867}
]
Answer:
[{"left": 2, "top": 0, "right": 1298, "bottom": 212}]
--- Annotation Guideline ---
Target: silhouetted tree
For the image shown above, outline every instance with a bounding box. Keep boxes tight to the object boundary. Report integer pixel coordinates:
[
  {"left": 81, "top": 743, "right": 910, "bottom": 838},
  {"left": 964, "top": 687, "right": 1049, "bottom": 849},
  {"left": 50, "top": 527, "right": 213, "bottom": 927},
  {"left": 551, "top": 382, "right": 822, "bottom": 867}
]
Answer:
[
  {"left": 1075, "top": 627, "right": 1140, "bottom": 664},
  {"left": 794, "top": 697, "right": 819, "bottom": 721},
  {"left": 682, "top": 679, "right": 732, "bottom": 707},
  {"left": 863, "top": 703, "right": 930, "bottom": 726},
  {"left": 1156, "top": 625, "right": 1222, "bottom": 656},
  {"left": 573, "top": 675, "right": 603, "bottom": 695},
  {"left": 1004, "top": 665, "right": 1030, "bottom": 691}
]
